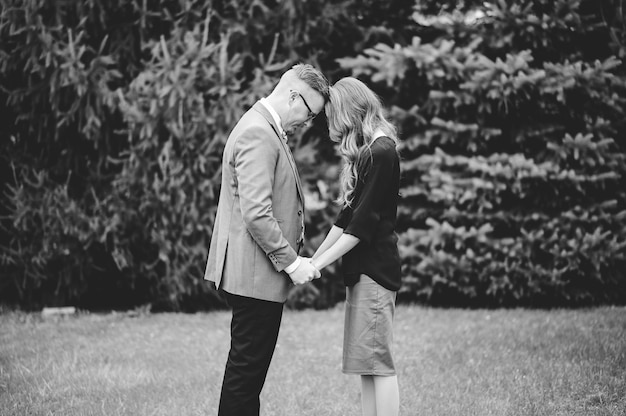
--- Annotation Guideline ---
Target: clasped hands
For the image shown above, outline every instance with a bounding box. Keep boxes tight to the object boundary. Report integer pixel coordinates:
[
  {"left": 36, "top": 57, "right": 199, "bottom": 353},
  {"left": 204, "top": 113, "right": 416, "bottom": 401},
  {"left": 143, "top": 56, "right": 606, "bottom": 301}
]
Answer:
[{"left": 288, "top": 257, "right": 320, "bottom": 285}]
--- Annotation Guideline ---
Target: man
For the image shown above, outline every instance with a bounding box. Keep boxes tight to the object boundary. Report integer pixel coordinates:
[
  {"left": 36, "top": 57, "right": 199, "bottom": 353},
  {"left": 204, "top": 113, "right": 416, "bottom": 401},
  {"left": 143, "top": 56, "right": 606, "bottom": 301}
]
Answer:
[{"left": 204, "top": 63, "right": 330, "bottom": 416}]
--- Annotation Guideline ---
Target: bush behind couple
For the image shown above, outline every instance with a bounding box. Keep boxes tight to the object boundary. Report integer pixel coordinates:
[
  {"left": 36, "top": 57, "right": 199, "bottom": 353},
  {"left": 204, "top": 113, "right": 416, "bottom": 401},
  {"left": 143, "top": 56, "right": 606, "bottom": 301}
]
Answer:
[{"left": 205, "top": 63, "right": 401, "bottom": 416}]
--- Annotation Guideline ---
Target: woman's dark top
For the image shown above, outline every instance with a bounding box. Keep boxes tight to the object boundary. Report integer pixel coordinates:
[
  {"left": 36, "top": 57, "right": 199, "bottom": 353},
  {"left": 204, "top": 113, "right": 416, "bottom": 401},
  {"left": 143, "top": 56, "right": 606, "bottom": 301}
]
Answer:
[{"left": 334, "top": 136, "right": 401, "bottom": 291}]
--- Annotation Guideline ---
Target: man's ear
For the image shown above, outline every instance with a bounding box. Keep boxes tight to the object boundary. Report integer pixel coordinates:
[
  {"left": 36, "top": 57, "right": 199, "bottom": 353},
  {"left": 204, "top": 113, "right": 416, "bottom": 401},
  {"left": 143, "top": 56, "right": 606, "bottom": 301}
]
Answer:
[{"left": 288, "top": 89, "right": 298, "bottom": 105}]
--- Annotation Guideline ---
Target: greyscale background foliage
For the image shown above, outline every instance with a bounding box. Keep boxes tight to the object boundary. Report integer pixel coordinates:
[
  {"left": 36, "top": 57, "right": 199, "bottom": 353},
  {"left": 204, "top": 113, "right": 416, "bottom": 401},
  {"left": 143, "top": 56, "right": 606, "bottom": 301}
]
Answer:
[{"left": 1, "top": 0, "right": 625, "bottom": 311}]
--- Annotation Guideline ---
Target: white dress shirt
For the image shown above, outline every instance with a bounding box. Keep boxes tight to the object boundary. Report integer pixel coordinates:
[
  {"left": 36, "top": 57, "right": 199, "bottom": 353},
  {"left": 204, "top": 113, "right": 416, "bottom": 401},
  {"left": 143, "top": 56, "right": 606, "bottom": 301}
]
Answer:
[{"left": 258, "top": 98, "right": 301, "bottom": 274}]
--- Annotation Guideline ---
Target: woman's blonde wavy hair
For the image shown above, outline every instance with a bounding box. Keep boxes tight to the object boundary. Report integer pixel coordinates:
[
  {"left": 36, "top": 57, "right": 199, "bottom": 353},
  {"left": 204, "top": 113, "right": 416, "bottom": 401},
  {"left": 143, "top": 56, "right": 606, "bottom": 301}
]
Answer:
[{"left": 326, "top": 77, "right": 398, "bottom": 207}]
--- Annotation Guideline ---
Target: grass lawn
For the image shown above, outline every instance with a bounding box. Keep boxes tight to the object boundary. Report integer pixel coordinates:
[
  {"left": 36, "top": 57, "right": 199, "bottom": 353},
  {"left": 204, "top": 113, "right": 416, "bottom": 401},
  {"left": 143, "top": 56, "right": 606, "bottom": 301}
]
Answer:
[{"left": 1, "top": 305, "right": 624, "bottom": 416}]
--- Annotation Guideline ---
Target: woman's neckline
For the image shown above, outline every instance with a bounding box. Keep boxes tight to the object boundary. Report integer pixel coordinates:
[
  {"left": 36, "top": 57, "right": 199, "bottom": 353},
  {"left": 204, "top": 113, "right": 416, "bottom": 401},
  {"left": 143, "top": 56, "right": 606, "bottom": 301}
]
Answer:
[{"left": 371, "top": 130, "right": 387, "bottom": 143}]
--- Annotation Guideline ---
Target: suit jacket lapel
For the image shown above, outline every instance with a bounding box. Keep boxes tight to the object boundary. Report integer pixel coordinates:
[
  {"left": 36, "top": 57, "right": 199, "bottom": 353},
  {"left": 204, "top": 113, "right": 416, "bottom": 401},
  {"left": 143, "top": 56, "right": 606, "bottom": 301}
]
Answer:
[{"left": 252, "top": 103, "right": 305, "bottom": 206}]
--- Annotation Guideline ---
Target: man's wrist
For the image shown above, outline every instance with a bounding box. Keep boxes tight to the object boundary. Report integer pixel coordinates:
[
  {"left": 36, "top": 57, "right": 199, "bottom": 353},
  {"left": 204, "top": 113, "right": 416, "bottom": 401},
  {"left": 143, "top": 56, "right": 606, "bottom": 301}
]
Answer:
[{"left": 284, "top": 256, "right": 301, "bottom": 274}]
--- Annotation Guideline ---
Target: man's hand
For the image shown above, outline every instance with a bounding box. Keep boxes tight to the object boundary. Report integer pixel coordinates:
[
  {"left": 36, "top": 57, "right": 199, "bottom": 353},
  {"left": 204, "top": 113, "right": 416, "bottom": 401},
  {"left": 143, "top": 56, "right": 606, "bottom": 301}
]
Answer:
[
  {"left": 288, "top": 258, "right": 320, "bottom": 285},
  {"left": 302, "top": 257, "right": 322, "bottom": 280}
]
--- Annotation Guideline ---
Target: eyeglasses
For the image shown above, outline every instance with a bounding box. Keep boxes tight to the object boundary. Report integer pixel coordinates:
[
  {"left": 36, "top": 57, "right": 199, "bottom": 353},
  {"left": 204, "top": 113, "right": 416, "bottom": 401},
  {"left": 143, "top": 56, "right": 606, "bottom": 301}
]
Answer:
[{"left": 295, "top": 91, "right": 318, "bottom": 121}]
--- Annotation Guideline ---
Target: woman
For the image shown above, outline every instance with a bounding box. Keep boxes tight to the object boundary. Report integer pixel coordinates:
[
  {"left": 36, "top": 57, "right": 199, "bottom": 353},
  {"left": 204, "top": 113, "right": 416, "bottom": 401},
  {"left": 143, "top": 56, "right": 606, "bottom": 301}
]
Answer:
[{"left": 310, "top": 77, "right": 401, "bottom": 416}]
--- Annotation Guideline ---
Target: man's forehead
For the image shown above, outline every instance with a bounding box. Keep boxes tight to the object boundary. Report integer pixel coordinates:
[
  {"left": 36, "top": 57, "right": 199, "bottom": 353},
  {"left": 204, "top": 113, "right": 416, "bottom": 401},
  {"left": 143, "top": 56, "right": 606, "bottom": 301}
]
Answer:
[{"left": 301, "top": 87, "right": 325, "bottom": 111}]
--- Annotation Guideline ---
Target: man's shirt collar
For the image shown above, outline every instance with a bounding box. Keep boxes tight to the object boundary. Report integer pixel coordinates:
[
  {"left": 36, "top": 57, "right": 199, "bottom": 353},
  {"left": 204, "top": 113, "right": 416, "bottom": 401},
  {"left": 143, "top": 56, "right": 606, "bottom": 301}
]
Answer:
[{"left": 259, "top": 97, "right": 287, "bottom": 141}]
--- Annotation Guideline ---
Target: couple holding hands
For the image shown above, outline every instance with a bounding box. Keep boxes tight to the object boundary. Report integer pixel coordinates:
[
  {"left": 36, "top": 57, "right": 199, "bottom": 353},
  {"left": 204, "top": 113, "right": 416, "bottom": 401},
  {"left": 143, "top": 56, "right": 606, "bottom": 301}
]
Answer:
[{"left": 205, "top": 63, "right": 401, "bottom": 416}]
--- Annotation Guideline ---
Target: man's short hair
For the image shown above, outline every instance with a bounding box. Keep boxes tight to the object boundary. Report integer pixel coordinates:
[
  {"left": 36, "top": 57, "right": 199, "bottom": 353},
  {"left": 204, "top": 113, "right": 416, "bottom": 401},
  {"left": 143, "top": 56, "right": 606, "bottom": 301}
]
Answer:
[{"left": 291, "top": 63, "right": 330, "bottom": 103}]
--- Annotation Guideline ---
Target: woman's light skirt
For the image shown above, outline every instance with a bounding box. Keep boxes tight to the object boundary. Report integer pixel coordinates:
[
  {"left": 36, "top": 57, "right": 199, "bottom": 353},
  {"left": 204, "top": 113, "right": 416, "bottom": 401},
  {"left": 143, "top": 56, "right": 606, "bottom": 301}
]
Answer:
[{"left": 342, "top": 274, "right": 397, "bottom": 376}]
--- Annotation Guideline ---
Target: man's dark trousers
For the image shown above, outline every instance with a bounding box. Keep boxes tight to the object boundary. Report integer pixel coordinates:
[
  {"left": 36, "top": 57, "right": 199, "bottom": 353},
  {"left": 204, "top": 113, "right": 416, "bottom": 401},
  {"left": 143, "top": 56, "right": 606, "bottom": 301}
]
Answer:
[{"left": 218, "top": 291, "right": 284, "bottom": 416}]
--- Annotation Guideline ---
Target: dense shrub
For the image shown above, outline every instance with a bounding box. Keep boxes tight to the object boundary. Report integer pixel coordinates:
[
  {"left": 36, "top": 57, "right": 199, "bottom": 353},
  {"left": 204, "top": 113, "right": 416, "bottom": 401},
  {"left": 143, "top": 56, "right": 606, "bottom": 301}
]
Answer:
[
  {"left": 0, "top": 0, "right": 127, "bottom": 309},
  {"left": 1, "top": 0, "right": 624, "bottom": 310},
  {"left": 338, "top": 0, "right": 626, "bottom": 306},
  {"left": 0, "top": 0, "right": 417, "bottom": 310}
]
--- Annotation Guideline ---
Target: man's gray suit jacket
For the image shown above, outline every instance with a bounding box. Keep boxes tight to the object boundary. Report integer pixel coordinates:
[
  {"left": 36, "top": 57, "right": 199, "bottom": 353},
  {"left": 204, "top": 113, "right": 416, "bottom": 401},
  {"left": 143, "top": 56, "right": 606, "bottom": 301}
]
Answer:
[{"left": 204, "top": 102, "right": 305, "bottom": 303}]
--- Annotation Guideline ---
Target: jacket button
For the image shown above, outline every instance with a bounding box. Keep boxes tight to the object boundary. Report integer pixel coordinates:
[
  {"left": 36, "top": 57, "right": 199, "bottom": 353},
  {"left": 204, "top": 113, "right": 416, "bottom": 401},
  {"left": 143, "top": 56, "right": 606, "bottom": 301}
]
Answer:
[{"left": 297, "top": 210, "right": 302, "bottom": 216}]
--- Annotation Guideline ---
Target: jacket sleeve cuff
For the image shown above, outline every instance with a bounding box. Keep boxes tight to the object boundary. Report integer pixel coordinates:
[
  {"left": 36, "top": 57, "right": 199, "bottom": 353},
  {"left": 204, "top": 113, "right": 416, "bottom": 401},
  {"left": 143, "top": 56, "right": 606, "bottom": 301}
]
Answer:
[{"left": 267, "top": 245, "right": 298, "bottom": 272}]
